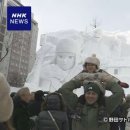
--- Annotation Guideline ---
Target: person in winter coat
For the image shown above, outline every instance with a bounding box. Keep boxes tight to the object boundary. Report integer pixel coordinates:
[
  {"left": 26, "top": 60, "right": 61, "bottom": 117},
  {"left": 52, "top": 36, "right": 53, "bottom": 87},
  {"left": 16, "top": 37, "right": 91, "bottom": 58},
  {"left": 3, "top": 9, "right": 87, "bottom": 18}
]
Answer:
[
  {"left": 12, "top": 87, "right": 34, "bottom": 130},
  {"left": 58, "top": 77, "right": 124, "bottom": 130},
  {"left": 36, "top": 92, "right": 69, "bottom": 130},
  {"left": 72, "top": 54, "right": 129, "bottom": 106},
  {"left": 0, "top": 73, "right": 14, "bottom": 130},
  {"left": 28, "top": 90, "right": 49, "bottom": 116},
  {"left": 79, "top": 54, "right": 129, "bottom": 88}
]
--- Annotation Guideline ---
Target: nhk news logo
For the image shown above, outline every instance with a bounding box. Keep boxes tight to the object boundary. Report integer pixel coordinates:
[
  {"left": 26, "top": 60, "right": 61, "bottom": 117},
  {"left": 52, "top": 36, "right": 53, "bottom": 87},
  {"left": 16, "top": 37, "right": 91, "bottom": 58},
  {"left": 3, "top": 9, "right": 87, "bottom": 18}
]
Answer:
[{"left": 7, "top": 6, "right": 31, "bottom": 31}]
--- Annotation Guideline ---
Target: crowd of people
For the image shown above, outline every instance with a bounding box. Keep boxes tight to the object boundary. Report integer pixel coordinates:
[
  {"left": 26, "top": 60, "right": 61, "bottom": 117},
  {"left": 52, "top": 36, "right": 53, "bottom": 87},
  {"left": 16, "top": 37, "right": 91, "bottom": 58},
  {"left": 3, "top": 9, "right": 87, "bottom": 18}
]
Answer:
[{"left": 0, "top": 54, "right": 130, "bottom": 130}]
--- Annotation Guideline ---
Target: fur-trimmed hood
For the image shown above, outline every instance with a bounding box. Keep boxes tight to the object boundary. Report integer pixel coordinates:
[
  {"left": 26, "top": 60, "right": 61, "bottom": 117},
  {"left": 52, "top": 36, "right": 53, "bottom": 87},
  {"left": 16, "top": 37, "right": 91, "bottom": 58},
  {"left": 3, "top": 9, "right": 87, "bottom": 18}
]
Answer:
[{"left": 0, "top": 73, "right": 13, "bottom": 122}]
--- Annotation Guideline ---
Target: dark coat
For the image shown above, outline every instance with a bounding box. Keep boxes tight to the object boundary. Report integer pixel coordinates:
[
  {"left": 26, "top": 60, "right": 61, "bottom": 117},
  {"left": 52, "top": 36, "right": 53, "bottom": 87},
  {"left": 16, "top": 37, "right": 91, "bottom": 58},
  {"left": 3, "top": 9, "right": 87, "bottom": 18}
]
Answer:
[
  {"left": 36, "top": 110, "right": 69, "bottom": 130},
  {"left": 28, "top": 100, "right": 43, "bottom": 116},
  {"left": 0, "top": 123, "right": 7, "bottom": 130},
  {"left": 12, "top": 96, "right": 34, "bottom": 130},
  {"left": 122, "top": 100, "right": 130, "bottom": 117}
]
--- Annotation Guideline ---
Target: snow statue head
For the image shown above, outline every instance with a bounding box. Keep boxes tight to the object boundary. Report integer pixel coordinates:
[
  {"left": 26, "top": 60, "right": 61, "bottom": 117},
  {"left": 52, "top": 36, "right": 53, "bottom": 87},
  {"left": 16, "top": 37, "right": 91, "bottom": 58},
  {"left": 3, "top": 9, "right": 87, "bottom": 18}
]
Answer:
[{"left": 55, "top": 38, "right": 79, "bottom": 71}]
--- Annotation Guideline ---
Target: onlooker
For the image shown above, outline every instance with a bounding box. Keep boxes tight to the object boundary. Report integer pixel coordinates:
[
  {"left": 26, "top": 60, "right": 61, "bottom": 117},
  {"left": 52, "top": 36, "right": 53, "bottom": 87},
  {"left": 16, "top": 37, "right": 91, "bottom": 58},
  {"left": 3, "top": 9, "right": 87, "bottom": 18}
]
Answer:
[
  {"left": 28, "top": 90, "right": 47, "bottom": 116},
  {"left": 58, "top": 78, "right": 124, "bottom": 130},
  {"left": 12, "top": 87, "right": 34, "bottom": 130},
  {"left": 30, "top": 92, "right": 35, "bottom": 101},
  {"left": 81, "top": 54, "right": 129, "bottom": 88},
  {"left": 36, "top": 92, "right": 69, "bottom": 130}
]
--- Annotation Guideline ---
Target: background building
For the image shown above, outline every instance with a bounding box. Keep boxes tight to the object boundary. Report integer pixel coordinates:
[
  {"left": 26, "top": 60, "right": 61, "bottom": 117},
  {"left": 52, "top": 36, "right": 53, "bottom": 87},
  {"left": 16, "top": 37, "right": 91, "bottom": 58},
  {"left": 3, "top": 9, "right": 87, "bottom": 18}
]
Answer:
[
  {"left": 0, "top": 0, "right": 3, "bottom": 23},
  {"left": 104, "top": 57, "right": 130, "bottom": 88},
  {"left": 0, "top": 0, "right": 38, "bottom": 87},
  {"left": 0, "top": 0, "right": 10, "bottom": 64},
  {"left": 0, "top": 0, "right": 5, "bottom": 58}
]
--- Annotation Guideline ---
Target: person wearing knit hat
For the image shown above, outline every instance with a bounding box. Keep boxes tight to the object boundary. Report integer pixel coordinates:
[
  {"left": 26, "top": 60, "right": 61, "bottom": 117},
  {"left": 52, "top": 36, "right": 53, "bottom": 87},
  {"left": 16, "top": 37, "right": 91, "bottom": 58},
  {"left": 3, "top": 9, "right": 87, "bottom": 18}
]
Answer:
[
  {"left": 80, "top": 54, "right": 129, "bottom": 88},
  {"left": 58, "top": 75, "right": 124, "bottom": 130},
  {"left": 84, "top": 82, "right": 102, "bottom": 105},
  {"left": 83, "top": 54, "right": 100, "bottom": 72},
  {"left": 0, "top": 73, "right": 13, "bottom": 122},
  {"left": 69, "top": 53, "right": 128, "bottom": 109},
  {"left": 84, "top": 82, "right": 102, "bottom": 94}
]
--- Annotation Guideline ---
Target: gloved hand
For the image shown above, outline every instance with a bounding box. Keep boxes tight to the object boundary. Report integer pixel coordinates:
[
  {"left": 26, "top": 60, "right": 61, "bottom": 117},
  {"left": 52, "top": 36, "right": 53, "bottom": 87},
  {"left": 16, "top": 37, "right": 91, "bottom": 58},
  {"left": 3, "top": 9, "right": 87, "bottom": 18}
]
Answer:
[{"left": 119, "top": 81, "right": 129, "bottom": 88}]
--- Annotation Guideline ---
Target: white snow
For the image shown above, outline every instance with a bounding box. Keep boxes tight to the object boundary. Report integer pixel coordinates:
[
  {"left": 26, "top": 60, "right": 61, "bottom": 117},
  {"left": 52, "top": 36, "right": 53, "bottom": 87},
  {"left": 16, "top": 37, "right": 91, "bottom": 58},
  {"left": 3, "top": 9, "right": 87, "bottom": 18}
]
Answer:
[{"left": 24, "top": 28, "right": 130, "bottom": 96}]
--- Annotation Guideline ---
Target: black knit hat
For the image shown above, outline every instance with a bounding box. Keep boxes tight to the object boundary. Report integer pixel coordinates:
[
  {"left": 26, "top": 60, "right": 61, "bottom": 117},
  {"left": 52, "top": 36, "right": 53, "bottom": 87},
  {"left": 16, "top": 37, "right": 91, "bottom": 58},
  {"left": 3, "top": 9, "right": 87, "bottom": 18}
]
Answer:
[{"left": 84, "top": 82, "right": 101, "bottom": 96}]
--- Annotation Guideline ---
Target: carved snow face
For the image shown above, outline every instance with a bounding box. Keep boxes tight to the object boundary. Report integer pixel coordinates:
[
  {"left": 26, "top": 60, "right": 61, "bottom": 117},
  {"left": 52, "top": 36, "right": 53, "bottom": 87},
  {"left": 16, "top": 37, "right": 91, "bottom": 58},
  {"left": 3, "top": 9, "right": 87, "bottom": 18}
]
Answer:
[{"left": 56, "top": 52, "right": 75, "bottom": 71}]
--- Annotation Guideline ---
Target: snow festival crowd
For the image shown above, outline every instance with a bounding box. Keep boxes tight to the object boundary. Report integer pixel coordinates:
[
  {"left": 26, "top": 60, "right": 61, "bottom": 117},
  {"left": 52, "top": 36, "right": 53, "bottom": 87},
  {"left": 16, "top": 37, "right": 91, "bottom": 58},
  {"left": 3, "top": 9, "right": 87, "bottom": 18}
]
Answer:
[{"left": 1, "top": 55, "right": 130, "bottom": 130}]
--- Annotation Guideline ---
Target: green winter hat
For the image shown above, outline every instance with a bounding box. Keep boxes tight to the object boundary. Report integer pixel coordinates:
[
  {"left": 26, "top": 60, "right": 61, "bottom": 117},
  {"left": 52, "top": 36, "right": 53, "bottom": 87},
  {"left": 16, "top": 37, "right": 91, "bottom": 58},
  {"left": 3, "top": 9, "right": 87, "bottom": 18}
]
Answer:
[{"left": 84, "top": 82, "right": 101, "bottom": 96}]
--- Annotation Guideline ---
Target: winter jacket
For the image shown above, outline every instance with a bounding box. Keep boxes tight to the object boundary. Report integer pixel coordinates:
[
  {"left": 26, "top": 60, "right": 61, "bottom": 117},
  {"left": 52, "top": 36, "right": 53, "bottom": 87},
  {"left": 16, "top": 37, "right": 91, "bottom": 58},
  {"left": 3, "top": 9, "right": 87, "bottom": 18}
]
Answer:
[
  {"left": 75, "top": 69, "right": 129, "bottom": 88},
  {"left": 58, "top": 79, "right": 124, "bottom": 130},
  {"left": 73, "top": 70, "right": 119, "bottom": 86},
  {"left": 12, "top": 96, "right": 34, "bottom": 130},
  {"left": 36, "top": 110, "right": 69, "bottom": 130},
  {"left": 28, "top": 100, "right": 43, "bottom": 116},
  {"left": 0, "top": 123, "right": 7, "bottom": 130},
  {"left": 98, "top": 69, "right": 120, "bottom": 82}
]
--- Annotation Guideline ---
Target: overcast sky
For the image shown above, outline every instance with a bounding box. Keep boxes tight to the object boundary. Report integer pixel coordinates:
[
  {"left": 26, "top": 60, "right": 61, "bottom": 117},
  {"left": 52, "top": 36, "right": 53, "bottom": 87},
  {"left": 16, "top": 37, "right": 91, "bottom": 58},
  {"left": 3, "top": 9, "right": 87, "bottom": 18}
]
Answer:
[{"left": 21, "top": 0, "right": 130, "bottom": 49}]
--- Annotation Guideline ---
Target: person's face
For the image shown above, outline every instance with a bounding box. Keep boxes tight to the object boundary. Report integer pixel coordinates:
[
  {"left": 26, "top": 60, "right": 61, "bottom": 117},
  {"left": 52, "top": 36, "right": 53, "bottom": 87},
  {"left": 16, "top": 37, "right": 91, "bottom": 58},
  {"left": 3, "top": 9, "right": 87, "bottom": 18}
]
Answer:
[
  {"left": 85, "top": 91, "right": 98, "bottom": 105},
  {"left": 30, "top": 92, "right": 35, "bottom": 101},
  {"left": 56, "top": 52, "right": 75, "bottom": 71},
  {"left": 86, "top": 63, "right": 97, "bottom": 73},
  {"left": 21, "top": 91, "right": 31, "bottom": 103}
]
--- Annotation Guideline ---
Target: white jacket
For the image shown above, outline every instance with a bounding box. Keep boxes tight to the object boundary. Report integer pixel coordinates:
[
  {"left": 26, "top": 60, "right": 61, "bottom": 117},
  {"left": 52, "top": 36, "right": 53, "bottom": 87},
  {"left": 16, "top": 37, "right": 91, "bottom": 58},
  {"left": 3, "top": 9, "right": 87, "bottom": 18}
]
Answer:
[{"left": 0, "top": 73, "right": 13, "bottom": 122}]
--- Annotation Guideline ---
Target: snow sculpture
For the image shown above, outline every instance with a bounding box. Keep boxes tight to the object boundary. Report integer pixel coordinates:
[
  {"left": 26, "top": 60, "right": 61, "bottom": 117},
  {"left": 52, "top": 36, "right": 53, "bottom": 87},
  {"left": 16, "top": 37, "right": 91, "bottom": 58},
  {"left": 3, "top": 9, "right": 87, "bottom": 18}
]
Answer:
[
  {"left": 25, "top": 37, "right": 83, "bottom": 92},
  {"left": 39, "top": 38, "right": 83, "bottom": 92},
  {"left": 25, "top": 42, "right": 56, "bottom": 91},
  {"left": 25, "top": 29, "right": 130, "bottom": 94}
]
